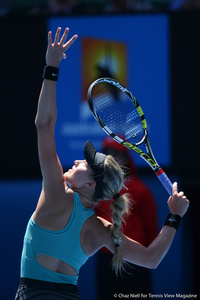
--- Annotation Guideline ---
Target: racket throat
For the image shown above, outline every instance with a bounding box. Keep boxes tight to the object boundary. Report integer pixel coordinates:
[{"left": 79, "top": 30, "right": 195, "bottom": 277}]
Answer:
[{"left": 155, "top": 167, "right": 164, "bottom": 176}]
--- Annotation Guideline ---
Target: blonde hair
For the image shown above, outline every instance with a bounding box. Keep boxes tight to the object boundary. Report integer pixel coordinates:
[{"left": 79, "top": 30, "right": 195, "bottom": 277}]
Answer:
[
  {"left": 73, "top": 154, "right": 129, "bottom": 275},
  {"left": 102, "top": 155, "right": 130, "bottom": 276}
]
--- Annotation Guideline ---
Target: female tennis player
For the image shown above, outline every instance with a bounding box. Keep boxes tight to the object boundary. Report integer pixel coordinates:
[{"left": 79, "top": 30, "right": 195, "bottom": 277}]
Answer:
[{"left": 15, "top": 27, "right": 189, "bottom": 300}]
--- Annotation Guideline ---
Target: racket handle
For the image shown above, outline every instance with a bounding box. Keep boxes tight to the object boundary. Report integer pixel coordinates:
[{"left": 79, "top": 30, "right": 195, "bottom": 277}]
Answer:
[{"left": 155, "top": 169, "right": 173, "bottom": 196}]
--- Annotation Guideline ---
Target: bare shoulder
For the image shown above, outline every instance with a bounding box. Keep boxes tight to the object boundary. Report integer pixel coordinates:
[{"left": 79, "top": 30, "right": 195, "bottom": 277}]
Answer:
[
  {"left": 34, "top": 186, "right": 75, "bottom": 230},
  {"left": 87, "top": 215, "right": 112, "bottom": 234},
  {"left": 81, "top": 214, "right": 114, "bottom": 256}
]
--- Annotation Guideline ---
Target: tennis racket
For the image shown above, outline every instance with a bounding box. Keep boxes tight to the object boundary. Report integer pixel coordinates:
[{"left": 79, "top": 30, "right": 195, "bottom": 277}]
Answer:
[{"left": 87, "top": 77, "right": 172, "bottom": 196}]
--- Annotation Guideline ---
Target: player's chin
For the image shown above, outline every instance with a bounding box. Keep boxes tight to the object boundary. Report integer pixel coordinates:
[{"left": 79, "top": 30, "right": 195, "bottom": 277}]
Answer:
[{"left": 64, "top": 170, "right": 72, "bottom": 180}]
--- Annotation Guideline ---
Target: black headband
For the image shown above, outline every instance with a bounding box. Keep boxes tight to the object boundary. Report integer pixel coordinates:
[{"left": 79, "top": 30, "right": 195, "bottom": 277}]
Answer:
[{"left": 84, "top": 140, "right": 106, "bottom": 199}]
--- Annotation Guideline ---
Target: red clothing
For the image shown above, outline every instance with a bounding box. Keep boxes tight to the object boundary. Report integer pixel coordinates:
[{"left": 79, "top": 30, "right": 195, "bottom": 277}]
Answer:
[{"left": 95, "top": 176, "right": 158, "bottom": 247}]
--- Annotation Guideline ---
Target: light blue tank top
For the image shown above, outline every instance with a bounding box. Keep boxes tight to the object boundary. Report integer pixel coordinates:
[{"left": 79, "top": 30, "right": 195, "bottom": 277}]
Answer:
[{"left": 20, "top": 192, "right": 95, "bottom": 285}]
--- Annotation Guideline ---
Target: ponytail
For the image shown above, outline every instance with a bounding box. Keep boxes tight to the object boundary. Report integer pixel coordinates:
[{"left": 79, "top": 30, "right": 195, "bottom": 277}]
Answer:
[
  {"left": 111, "top": 193, "right": 129, "bottom": 276},
  {"left": 102, "top": 155, "right": 130, "bottom": 276}
]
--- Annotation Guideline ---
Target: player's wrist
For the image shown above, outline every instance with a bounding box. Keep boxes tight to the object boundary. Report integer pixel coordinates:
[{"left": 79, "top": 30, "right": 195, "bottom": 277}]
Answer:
[
  {"left": 43, "top": 66, "right": 59, "bottom": 81},
  {"left": 164, "top": 213, "right": 182, "bottom": 230}
]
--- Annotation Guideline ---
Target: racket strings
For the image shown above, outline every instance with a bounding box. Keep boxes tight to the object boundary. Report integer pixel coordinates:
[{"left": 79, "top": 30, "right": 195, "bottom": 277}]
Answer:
[{"left": 91, "top": 83, "right": 144, "bottom": 144}]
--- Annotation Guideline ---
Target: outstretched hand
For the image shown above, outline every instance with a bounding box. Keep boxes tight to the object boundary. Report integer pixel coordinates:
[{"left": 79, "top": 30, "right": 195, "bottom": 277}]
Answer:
[
  {"left": 167, "top": 182, "right": 189, "bottom": 217},
  {"left": 46, "top": 27, "right": 78, "bottom": 67}
]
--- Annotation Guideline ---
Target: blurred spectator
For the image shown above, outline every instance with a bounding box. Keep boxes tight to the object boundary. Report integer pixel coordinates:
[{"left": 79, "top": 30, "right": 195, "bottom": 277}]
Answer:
[
  {"left": 180, "top": 0, "right": 200, "bottom": 9},
  {"left": 170, "top": 0, "right": 200, "bottom": 10},
  {"left": 28, "top": 0, "right": 110, "bottom": 15},
  {"left": 104, "top": 0, "right": 154, "bottom": 12},
  {"left": 30, "top": 0, "right": 79, "bottom": 15},
  {"left": 95, "top": 137, "right": 158, "bottom": 299},
  {"left": 147, "top": 0, "right": 172, "bottom": 10},
  {"left": 6, "top": 0, "right": 180, "bottom": 15},
  {"left": 170, "top": 0, "right": 185, "bottom": 9},
  {"left": 104, "top": 0, "right": 128, "bottom": 13}
]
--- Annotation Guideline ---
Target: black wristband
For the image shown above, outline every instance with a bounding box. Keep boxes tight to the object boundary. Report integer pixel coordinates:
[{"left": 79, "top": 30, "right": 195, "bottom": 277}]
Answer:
[
  {"left": 164, "top": 213, "right": 182, "bottom": 230},
  {"left": 43, "top": 66, "right": 59, "bottom": 81}
]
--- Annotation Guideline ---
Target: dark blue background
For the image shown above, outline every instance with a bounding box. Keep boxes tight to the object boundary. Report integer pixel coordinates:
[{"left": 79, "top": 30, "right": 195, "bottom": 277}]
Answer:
[{"left": 48, "top": 15, "right": 171, "bottom": 168}]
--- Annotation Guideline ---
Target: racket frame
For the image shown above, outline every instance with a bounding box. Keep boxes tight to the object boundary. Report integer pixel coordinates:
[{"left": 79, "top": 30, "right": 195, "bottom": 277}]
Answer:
[{"left": 88, "top": 77, "right": 172, "bottom": 196}]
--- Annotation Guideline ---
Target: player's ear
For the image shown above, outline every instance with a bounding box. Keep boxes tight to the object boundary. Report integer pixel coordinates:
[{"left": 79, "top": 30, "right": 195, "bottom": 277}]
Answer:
[{"left": 85, "top": 179, "right": 96, "bottom": 190}]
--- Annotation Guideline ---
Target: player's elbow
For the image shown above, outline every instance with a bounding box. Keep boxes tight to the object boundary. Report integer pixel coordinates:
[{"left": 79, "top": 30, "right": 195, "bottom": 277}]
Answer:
[
  {"left": 35, "top": 118, "right": 49, "bottom": 129},
  {"left": 35, "top": 114, "right": 55, "bottom": 129},
  {"left": 147, "top": 261, "right": 159, "bottom": 269},
  {"left": 146, "top": 254, "right": 161, "bottom": 269}
]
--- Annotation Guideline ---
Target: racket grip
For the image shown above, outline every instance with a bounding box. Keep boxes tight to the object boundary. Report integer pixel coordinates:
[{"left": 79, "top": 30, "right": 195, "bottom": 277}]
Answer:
[{"left": 156, "top": 169, "right": 173, "bottom": 196}]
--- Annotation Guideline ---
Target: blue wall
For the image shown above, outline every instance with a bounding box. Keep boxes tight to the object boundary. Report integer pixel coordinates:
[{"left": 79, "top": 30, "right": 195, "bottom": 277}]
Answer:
[{"left": 48, "top": 15, "right": 171, "bottom": 169}]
